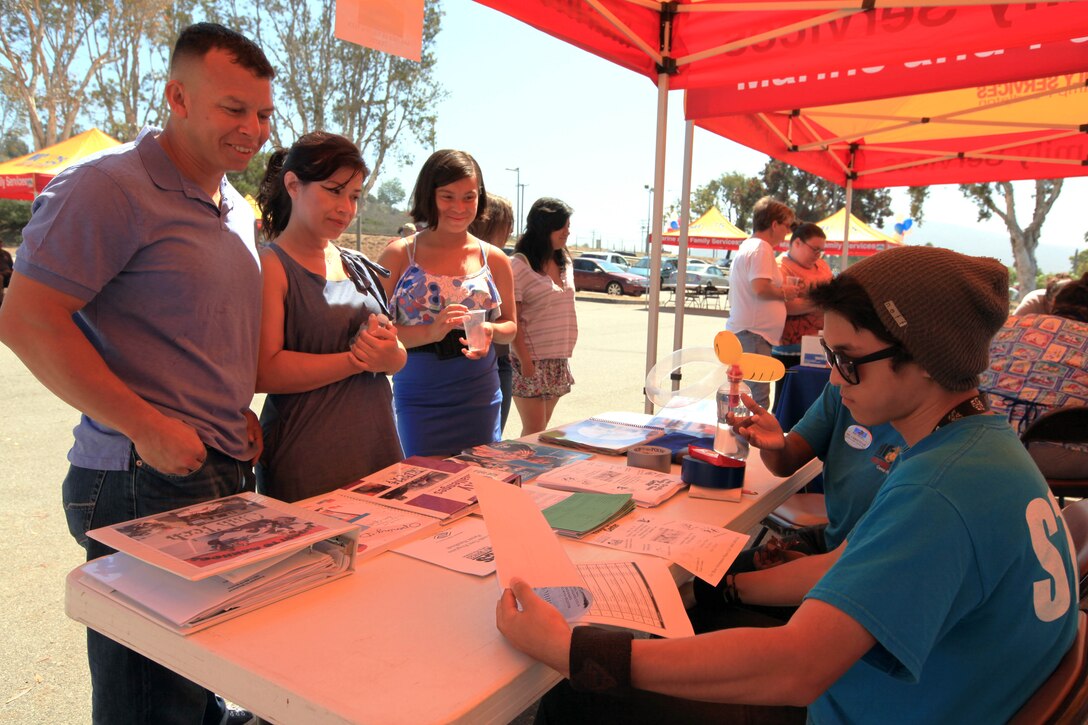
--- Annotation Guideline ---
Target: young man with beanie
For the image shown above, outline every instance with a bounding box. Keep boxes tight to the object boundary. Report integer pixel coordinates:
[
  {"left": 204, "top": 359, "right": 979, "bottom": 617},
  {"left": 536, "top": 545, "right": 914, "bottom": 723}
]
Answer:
[
  {"left": 497, "top": 246, "right": 1079, "bottom": 724},
  {"left": 0, "top": 23, "right": 273, "bottom": 725}
]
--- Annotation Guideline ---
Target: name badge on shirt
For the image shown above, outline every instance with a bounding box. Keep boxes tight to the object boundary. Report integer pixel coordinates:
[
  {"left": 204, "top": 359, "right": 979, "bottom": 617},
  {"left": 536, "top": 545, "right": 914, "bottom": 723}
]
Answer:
[{"left": 844, "top": 424, "right": 873, "bottom": 450}]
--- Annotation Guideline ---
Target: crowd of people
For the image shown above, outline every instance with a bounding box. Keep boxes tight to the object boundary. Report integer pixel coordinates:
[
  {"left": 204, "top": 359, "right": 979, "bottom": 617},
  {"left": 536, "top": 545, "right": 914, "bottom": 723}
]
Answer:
[{"left": 0, "top": 19, "right": 1083, "bottom": 725}]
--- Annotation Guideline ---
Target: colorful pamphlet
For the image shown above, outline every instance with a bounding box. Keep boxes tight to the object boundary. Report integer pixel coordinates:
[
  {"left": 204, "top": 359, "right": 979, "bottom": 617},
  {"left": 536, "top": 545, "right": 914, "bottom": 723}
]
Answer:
[
  {"left": 532, "top": 460, "right": 685, "bottom": 507},
  {"left": 454, "top": 439, "right": 592, "bottom": 482},
  {"left": 538, "top": 417, "right": 666, "bottom": 455}
]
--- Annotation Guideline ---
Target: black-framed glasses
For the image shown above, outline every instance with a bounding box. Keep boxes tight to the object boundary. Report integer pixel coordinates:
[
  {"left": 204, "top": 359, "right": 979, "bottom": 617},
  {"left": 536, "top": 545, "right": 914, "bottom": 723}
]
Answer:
[
  {"left": 799, "top": 239, "right": 825, "bottom": 256},
  {"left": 820, "top": 338, "right": 898, "bottom": 385}
]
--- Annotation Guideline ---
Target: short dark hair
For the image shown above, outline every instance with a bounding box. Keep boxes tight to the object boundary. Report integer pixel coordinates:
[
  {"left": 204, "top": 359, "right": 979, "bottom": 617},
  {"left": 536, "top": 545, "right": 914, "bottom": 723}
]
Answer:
[
  {"left": 791, "top": 222, "right": 826, "bottom": 244},
  {"left": 257, "top": 132, "right": 367, "bottom": 239},
  {"left": 409, "top": 149, "right": 486, "bottom": 228},
  {"left": 751, "top": 196, "right": 793, "bottom": 233},
  {"left": 808, "top": 274, "right": 914, "bottom": 369},
  {"left": 469, "top": 195, "right": 514, "bottom": 246},
  {"left": 171, "top": 22, "right": 275, "bottom": 79},
  {"left": 515, "top": 197, "right": 573, "bottom": 274},
  {"left": 1050, "top": 272, "right": 1088, "bottom": 323}
]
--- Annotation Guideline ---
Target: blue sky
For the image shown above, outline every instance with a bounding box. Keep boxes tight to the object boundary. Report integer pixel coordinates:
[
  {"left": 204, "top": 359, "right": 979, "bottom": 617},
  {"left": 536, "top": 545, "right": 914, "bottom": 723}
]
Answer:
[{"left": 389, "top": 2, "right": 1086, "bottom": 273}]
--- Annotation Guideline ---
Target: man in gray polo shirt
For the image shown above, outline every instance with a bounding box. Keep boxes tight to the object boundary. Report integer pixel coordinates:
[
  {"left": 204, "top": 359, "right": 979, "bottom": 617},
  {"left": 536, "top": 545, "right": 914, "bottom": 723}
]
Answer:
[{"left": 0, "top": 23, "right": 274, "bottom": 725}]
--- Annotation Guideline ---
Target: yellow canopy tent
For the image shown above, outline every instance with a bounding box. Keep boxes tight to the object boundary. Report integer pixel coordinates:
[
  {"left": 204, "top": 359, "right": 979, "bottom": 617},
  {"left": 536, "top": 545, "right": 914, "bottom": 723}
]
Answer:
[
  {"left": 811, "top": 208, "right": 903, "bottom": 258},
  {"left": 662, "top": 206, "right": 746, "bottom": 251},
  {"left": 0, "top": 129, "right": 121, "bottom": 201}
]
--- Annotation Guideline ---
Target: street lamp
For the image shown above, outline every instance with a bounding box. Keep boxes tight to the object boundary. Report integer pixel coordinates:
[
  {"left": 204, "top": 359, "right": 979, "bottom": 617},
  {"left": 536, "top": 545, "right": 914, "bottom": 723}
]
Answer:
[
  {"left": 506, "top": 167, "right": 521, "bottom": 237},
  {"left": 644, "top": 184, "right": 654, "bottom": 255}
]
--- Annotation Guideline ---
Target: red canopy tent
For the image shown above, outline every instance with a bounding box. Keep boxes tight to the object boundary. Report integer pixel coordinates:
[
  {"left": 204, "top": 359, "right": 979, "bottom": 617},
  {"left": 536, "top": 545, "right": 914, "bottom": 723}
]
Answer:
[{"left": 475, "top": 1, "right": 1088, "bottom": 406}]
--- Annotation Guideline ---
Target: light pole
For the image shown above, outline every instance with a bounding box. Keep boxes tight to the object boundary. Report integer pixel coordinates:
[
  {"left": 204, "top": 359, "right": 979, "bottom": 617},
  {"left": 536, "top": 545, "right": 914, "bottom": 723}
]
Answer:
[
  {"left": 644, "top": 184, "right": 653, "bottom": 255},
  {"left": 506, "top": 167, "right": 521, "bottom": 237}
]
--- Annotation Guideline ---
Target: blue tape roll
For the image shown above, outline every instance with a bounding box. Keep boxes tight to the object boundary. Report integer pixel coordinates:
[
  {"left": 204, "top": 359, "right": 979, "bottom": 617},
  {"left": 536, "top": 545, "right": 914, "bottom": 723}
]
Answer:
[{"left": 680, "top": 455, "right": 745, "bottom": 489}]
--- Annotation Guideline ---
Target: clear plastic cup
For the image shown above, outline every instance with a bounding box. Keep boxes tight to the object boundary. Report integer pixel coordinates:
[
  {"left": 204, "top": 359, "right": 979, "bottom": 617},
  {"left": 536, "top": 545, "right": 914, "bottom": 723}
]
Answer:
[{"left": 463, "top": 310, "right": 488, "bottom": 352}]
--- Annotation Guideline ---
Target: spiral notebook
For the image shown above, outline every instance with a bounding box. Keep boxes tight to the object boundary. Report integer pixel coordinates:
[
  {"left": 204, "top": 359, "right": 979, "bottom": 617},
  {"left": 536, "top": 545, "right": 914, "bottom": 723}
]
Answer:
[{"left": 538, "top": 417, "right": 666, "bottom": 455}]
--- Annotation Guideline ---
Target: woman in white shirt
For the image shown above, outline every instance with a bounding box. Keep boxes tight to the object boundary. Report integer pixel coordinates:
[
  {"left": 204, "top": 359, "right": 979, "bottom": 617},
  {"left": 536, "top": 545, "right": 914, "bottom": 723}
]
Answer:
[{"left": 510, "top": 198, "right": 578, "bottom": 435}]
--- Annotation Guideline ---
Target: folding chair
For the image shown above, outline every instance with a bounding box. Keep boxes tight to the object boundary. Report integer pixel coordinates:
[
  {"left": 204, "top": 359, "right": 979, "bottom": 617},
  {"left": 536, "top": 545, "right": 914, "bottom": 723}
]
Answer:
[
  {"left": 1062, "top": 498, "right": 1088, "bottom": 607},
  {"left": 1009, "top": 609, "right": 1088, "bottom": 725},
  {"left": 1021, "top": 406, "right": 1088, "bottom": 506}
]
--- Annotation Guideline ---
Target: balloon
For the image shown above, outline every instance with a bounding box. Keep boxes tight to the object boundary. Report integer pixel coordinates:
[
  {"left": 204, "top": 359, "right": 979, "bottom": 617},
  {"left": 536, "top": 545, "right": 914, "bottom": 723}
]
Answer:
[
  {"left": 669, "top": 220, "right": 679, "bottom": 230},
  {"left": 644, "top": 347, "right": 729, "bottom": 408},
  {"left": 902, "top": 218, "right": 913, "bottom": 231},
  {"left": 894, "top": 223, "right": 904, "bottom": 235}
]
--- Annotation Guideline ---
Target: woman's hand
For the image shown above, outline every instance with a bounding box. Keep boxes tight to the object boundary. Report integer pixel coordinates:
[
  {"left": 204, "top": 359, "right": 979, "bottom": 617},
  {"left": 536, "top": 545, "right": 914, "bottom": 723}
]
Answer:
[
  {"left": 517, "top": 355, "right": 537, "bottom": 379},
  {"left": 350, "top": 314, "right": 407, "bottom": 374},
  {"left": 461, "top": 321, "right": 493, "bottom": 360},
  {"left": 496, "top": 578, "right": 573, "bottom": 676},
  {"left": 728, "top": 393, "right": 786, "bottom": 450},
  {"left": 434, "top": 303, "right": 469, "bottom": 341}
]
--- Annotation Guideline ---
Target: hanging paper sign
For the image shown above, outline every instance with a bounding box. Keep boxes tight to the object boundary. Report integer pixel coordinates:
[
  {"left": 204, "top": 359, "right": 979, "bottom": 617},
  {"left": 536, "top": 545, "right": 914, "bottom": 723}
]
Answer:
[{"left": 334, "top": 0, "right": 424, "bottom": 63}]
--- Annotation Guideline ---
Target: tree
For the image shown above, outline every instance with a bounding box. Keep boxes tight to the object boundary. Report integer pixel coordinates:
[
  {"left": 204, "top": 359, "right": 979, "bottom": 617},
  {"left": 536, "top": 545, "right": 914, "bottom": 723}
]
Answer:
[
  {"left": 0, "top": 0, "right": 130, "bottom": 149},
  {"left": 375, "top": 179, "right": 406, "bottom": 208},
  {"left": 691, "top": 160, "right": 895, "bottom": 231},
  {"left": 761, "top": 160, "right": 893, "bottom": 228},
  {"left": 86, "top": 0, "right": 177, "bottom": 142},
  {"left": 959, "top": 180, "right": 1063, "bottom": 299},
  {"left": 690, "top": 172, "right": 764, "bottom": 230},
  {"left": 242, "top": 0, "right": 445, "bottom": 197},
  {"left": 226, "top": 150, "right": 273, "bottom": 200}
]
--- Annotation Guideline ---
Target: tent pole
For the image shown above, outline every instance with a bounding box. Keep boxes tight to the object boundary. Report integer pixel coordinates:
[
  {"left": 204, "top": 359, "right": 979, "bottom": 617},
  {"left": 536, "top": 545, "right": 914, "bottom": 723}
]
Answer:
[
  {"left": 671, "top": 118, "right": 695, "bottom": 393},
  {"left": 644, "top": 72, "right": 669, "bottom": 413},
  {"left": 841, "top": 179, "right": 854, "bottom": 270},
  {"left": 840, "top": 146, "right": 856, "bottom": 270}
]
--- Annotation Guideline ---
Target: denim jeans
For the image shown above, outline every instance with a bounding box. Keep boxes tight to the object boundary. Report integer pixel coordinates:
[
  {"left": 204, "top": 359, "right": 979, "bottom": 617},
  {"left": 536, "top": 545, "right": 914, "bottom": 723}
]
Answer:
[
  {"left": 735, "top": 330, "right": 773, "bottom": 411},
  {"left": 63, "top": 446, "right": 255, "bottom": 725}
]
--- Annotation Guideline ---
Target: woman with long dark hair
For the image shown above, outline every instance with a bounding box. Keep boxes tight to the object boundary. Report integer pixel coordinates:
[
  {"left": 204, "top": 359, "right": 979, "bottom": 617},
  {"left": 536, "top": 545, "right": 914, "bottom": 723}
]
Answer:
[
  {"left": 378, "top": 149, "right": 517, "bottom": 456},
  {"left": 255, "top": 131, "right": 405, "bottom": 501},
  {"left": 510, "top": 198, "right": 578, "bottom": 435}
]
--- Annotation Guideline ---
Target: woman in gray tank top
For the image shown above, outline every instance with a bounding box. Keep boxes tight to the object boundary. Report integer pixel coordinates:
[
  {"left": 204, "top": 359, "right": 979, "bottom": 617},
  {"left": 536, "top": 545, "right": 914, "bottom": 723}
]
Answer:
[{"left": 254, "top": 132, "right": 405, "bottom": 501}]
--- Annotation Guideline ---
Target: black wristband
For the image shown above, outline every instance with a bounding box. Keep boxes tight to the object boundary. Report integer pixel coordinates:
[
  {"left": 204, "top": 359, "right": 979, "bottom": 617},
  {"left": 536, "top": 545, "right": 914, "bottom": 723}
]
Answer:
[{"left": 568, "top": 626, "right": 634, "bottom": 697}]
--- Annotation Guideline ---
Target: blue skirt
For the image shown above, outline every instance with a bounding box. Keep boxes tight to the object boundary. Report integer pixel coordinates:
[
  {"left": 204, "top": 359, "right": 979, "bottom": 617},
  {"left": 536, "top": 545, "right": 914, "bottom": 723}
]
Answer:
[{"left": 393, "top": 349, "right": 502, "bottom": 457}]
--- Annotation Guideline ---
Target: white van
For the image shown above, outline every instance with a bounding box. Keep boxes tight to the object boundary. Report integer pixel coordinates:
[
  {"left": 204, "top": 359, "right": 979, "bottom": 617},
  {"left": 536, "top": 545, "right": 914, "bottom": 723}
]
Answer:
[{"left": 578, "top": 251, "right": 631, "bottom": 268}]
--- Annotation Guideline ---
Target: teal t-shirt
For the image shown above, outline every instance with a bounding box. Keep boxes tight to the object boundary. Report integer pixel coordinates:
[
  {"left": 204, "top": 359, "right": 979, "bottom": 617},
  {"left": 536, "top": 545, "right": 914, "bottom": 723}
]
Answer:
[
  {"left": 806, "top": 415, "right": 1078, "bottom": 724},
  {"left": 791, "top": 384, "right": 903, "bottom": 549}
]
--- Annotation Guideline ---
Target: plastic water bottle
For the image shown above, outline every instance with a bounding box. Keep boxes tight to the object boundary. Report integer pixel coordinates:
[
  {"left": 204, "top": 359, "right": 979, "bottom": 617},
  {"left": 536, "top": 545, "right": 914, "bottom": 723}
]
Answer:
[{"left": 714, "top": 365, "right": 750, "bottom": 461}]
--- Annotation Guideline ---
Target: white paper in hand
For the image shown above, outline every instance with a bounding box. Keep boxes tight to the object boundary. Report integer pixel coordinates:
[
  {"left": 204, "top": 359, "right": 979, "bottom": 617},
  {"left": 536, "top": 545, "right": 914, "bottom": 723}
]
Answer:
[{"left": 473, "top": 477, "right": 592, "bottom": 619}]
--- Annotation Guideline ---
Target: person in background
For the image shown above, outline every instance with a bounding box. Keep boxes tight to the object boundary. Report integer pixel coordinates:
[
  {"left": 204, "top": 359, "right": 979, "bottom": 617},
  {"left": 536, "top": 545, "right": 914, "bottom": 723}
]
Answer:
[
  {"left": 1012, "top": 272, "right": 1073, "bottom": 315},
  {"left": 726, "top": 196, "right": 802, "bottom": 410},
  {"left": 379, "top": 150, "right": 517, "bottom": 457},
  {"left": 510, "top": 198, "right": 578, "bottom": 436},
  {"left": 254, "top": 132, "right": 405, "bottom": 502},
  {"left": 469, "top": 194, "right": 516, "bottom": 433},
  {"left": 397, "top": 222, "right": 417, "bottom": 237},
  {"left": 497, "top": 246, "right": 1077, "bottom": 725},
  {"left": 0, "top": 22, "right": 272, "bottom": 725},
  {"left": 772, "top": 222, "right": 832, "bottom": 372},
  {"left": 0, "top": 245, "right": 12, "bottom": 307},
  {"left": 981, "top": 271, "right": 1088, "bottom": 480}
]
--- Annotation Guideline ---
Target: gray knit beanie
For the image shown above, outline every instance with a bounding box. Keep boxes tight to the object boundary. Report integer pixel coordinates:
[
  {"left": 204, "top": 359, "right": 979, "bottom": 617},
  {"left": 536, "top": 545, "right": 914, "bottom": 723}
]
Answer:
[{"left": 843, "top": 246, "right": 1009, "bottom": 391}]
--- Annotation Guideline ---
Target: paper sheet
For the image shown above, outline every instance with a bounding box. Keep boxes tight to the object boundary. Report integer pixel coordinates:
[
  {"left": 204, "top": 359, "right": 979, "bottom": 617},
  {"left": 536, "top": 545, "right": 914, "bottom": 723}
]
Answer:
[
  {"left": 393, "top": 517, "right": 497, "bottom": 576},
  {"left": 584, "top": 515, "right": 750, "bottom": 585},
  {"left": 474, "top": 478, "right": 592, "bottom": 619}
]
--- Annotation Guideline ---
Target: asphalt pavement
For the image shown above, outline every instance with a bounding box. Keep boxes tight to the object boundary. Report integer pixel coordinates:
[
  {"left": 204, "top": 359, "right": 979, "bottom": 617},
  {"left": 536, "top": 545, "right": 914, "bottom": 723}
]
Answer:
[{"left": 0, "top": 294, "right": 729, "bottom": 724}]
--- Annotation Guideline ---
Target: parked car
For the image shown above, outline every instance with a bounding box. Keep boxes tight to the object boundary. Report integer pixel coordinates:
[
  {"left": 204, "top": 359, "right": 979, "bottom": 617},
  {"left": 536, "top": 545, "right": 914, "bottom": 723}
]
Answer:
[
  {"left": 665, "top": 264, "right": 730, "bottom": 289},
  {"left": 630, "top": 256, "right": 678, "bottom": 287},
  {"left": 572, "top": 258, "right": 648, "bottom": 296},
  {"left": 578, "top": 251, "right": 632, "bottom": 269}
]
